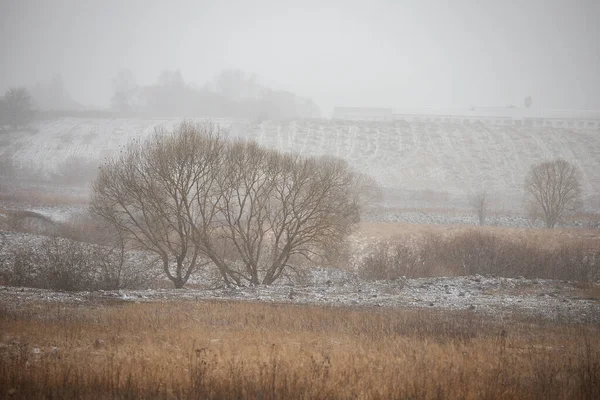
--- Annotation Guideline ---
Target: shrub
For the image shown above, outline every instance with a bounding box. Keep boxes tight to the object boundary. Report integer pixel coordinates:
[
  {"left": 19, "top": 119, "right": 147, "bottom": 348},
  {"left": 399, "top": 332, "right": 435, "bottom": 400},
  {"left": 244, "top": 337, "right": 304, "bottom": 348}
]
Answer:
[
  {"left": 0, "top": 244, "right": 39, "bottom": 287},
  {"left": 38, "top": 237, "right": 100, "bottom": 291},
  {"left": 0, "top": 235, "right": 159, "bottom": 291},
  {"left": 358, "top": 230, "right": 600, "bottom": 283},
  {"left": 358, "top": 240, "right": 421, "bottom": 281}
]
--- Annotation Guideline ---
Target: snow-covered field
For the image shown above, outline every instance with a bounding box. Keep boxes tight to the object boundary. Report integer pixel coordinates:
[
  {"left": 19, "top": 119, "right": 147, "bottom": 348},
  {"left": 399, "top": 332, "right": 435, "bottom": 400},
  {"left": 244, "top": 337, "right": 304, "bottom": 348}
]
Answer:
[
  {"left": 1, "top": 118, "right": 599, "bottom": 322},
  {"left": 2, "top": 118, "right": 600, "bottom": 207}
]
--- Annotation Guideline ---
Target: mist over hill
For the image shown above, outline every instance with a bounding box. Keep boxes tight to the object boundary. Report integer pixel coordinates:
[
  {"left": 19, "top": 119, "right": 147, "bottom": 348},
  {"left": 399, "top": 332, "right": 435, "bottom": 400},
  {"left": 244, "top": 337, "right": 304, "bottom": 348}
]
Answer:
[{"left": 1, "top": 117, "right": 599, "bottom": 211}]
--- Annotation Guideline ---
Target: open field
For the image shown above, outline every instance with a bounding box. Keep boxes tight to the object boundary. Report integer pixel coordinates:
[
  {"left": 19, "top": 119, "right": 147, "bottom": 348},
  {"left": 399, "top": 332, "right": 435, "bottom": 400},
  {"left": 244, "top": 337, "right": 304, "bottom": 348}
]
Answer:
[
  {"left": 0, "top": 187, "right": 599, "bottom": 399},
  {"left": 2, "top": 118, "right": 600, "bottom": 208},
  {"left": 1, "top": 118, "right": 599, "bottom": 398},
  {"left": 0, "top": 300, "right": 598, "bottom": 399}
]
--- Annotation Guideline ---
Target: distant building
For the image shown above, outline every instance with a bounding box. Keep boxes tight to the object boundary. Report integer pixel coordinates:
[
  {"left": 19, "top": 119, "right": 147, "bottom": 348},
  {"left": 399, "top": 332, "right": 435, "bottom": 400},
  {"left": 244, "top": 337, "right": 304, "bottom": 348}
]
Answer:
[
  {"left": 332, "top": 107, "right": 393, "bottom": 121},
  {"left": 332, "top": 105, "right": 600, "bottom": 129}
]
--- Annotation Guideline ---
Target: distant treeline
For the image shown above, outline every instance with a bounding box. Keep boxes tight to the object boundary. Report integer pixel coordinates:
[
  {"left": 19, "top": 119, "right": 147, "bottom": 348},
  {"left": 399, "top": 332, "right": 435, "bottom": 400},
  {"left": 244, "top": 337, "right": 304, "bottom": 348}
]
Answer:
[
  {"left": 34, "top": 110, "right": 146, "bottom": 120},
  {"left": 109, "top": 69, "right": 321, "bottom": 121},
  {"left": 4, "top": 69, "right": 321, "bottom": 123}
]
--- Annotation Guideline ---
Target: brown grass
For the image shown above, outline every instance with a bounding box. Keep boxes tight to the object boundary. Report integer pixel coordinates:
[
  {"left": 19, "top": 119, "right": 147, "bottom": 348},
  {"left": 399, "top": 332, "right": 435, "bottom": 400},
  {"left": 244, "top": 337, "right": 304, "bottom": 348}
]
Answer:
[
  {"left": 358, "top": 222, "right": 600, "bottom": 250},
  {"left": 1, "top": 300, "right": 598, "bottom": 399},
  {"left": 357, "top": 229, "right": 600, "bottom": 282},
  {"left": 0, "top": 188, "right": 88, "bottom": 207},
  {"left": 576, "top": 284, "right": 600, "bottom": 300}
]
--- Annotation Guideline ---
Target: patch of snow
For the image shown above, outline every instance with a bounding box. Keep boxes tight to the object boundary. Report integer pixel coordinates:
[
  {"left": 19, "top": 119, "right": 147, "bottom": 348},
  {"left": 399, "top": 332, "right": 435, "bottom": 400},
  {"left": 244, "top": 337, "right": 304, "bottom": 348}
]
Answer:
[{"left": 0, "top": 273, "right": 597, "bottom": 324}]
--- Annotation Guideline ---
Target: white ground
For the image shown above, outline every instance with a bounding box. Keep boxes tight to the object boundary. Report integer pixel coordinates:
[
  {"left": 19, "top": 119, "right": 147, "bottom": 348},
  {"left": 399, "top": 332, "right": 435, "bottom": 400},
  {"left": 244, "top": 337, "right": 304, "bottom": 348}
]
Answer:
[
  {"left": 2, "top": 118, "right": 600, "bottom": 210},
  {"left": 0, "top": 273, "right": 598, "bottom": 324}
]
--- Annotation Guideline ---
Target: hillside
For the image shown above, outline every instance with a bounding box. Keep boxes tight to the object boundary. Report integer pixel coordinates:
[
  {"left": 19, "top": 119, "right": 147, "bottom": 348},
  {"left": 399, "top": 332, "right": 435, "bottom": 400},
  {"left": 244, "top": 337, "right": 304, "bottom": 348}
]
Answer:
[{"left": 1, "top": 118, "right": 599, "bottom": 208}]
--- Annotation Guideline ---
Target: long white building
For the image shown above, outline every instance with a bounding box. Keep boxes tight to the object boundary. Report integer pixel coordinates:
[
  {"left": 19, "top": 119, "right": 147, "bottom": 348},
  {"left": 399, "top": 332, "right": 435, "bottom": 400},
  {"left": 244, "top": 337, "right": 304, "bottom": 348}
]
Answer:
[{"left": 332, "top": 106, "right": 600, "bottom": 129}]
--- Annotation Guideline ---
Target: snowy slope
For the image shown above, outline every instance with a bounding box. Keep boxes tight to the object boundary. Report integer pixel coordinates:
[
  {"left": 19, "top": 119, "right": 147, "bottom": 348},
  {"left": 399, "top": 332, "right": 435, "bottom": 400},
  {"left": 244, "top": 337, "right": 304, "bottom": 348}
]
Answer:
[{"left": 1, "top": 118, "right": 599, "bottom": 199}]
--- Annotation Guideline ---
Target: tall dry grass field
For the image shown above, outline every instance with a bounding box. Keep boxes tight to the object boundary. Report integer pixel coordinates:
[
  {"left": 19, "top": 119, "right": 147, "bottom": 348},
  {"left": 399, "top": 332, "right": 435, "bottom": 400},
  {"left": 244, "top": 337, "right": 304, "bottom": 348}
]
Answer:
[
  {"left": 358, "top": 222, "right": 600, "bottom": 250},
  {"left": 1, "top": 300, "right": 598, "bottom": 399}
]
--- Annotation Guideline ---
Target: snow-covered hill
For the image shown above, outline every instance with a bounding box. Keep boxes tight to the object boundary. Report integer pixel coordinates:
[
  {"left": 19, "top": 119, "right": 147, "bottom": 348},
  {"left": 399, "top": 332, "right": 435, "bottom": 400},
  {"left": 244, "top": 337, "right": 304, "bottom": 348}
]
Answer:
[{"left": 2, "top": 118, "right": 599, "bottom": 203}]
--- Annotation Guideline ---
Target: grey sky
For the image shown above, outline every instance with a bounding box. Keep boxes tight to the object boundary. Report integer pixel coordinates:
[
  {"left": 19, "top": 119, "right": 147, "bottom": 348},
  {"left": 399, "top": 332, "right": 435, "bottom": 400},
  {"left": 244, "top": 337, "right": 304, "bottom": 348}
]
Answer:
[{"left": 1, "top": 0, "right": 599, "bottom": 115}]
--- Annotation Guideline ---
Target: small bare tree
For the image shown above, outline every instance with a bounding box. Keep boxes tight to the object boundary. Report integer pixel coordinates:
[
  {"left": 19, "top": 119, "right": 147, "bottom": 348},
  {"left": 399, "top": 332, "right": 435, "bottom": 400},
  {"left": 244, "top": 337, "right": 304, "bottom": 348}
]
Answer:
[
  {"left": 524, "top": 159, "right": 582, "bottom": 228},
  {"left": 470, "top": 190, "right": 488, "bottom": 226}
]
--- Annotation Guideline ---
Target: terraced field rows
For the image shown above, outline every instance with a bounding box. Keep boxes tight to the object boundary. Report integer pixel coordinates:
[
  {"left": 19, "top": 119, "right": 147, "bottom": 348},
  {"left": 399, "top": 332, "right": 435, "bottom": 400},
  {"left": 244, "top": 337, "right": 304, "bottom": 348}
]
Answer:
[{"left": 1, "top": 118, "right": 599, "bottom": 199}]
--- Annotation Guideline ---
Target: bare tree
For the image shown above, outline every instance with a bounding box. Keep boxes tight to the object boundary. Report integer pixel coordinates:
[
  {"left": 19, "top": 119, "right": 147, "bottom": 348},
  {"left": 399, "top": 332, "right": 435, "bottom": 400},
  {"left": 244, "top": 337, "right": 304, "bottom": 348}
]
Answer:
[
  {"left": 91, "top": 123, "right": 221, "bottom": 288},
  {"left": 215, "top": 145, "right": 364, "bottom": 285},
  {"left": 470, "top": 190, "right": 488, "bottom": 226},
  {"left": 4, "top": 87, "right": 34, "bottom": 129},
  {"left": 524, "top": 159, "right": 582, "bottom": 228},
  {"left": 92, "top": 122, "right": 367, "bottom": 287}
]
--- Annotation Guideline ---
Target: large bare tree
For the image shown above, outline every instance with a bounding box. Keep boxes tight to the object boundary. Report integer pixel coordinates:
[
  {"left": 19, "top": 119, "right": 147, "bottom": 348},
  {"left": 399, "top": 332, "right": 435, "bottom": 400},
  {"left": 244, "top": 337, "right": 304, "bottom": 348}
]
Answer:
[
  {"left": 92, "top": 122, "right": 369, "bottom": 287},
  {"left": 215, "top": 145, "right": 364, "bottom": 284},
  {"left": 91, "top": 122, "right": 224, "bottom": 288},
  {"left": 524, "top": 159, "right": 582, "bottom": 228}
]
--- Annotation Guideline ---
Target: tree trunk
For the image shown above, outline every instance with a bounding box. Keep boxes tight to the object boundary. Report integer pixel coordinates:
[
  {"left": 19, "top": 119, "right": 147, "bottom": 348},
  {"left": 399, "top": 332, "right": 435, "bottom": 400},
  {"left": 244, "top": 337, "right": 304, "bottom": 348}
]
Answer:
[
  {"left": 173, "top": 277, "right": 185, "bottom": 289},
  {"left": 250, "top": 267, "right": 260, "bottom": 285}
]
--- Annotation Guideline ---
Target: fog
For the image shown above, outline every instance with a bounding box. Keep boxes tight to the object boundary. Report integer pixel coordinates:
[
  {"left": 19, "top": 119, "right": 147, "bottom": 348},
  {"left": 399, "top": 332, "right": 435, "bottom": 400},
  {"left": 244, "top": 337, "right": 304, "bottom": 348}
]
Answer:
[{"left": 1, "top": 0, "right": 600, "bottom": 115}]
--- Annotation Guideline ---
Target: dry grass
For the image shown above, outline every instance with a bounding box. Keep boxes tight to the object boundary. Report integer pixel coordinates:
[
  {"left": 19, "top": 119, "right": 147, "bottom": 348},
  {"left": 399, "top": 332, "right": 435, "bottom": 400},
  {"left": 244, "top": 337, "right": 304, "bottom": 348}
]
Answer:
[
  {"left": 1, "top": 300, "right": 599, "bottom": 399},
  {"left": 357, "top": 229, "right": 600, "bottom": 282},
  {"left": 576, "top": 284, "right": 600, "bottom": 300},
  {"left": 0, "top": 188, "right": 88, "bottom": 207},
  {"left": 358, "top": 222, "right": 600, "bottom": 250}
]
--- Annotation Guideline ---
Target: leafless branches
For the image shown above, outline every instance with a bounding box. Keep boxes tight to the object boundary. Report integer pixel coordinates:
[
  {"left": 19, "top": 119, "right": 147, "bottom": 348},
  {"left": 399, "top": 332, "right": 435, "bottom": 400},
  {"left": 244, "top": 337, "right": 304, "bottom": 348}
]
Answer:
[
  {"left": 92, "top": 122, "right": 369, "bottom": 287},
  {"left": 91, "top": 122, "right": 219, "bottom": 288},
  {"left": 470, "top": 190, "right": 488, "bottom": 226},
  {"left": 524, "top": 159, "right": 582, "bottom": 228}
]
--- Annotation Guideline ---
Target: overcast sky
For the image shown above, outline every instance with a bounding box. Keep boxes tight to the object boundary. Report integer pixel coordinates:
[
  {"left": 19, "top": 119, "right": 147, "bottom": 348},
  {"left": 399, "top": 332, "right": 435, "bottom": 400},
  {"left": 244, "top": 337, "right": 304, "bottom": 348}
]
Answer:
[{"left": 1, "top": 0, "right": 599, "bottom": 115}]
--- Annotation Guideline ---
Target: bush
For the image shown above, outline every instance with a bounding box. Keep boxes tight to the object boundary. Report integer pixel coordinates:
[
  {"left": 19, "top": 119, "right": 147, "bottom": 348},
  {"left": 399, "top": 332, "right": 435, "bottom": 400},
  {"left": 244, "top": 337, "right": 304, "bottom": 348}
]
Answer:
[
  {"left": 0, "top": 245, "right": 38, "bottom": 287},
  {"left": 358, "top": 230, "right": 600, "bottom": 283},
  {"left": 357, "top": 240, "right": 421, "bottom": 281},
  {"left": 39, "top": 237, "right": 100, "bottom": 291},
  {"left": 0, "top": 235, "right": 159, "bottom": 291}
]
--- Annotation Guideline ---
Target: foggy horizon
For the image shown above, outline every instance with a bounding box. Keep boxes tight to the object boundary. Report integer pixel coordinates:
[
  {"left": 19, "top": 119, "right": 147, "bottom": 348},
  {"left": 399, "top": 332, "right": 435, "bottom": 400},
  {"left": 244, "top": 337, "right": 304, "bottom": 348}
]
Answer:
[{"left": 2, "top": 0, "right": 600, "bottom": 116}]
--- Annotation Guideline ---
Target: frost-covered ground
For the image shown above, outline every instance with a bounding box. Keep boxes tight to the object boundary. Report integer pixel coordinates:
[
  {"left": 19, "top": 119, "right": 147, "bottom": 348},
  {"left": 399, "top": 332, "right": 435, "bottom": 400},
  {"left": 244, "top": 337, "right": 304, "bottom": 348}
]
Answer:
[
  {"left": 2, "top": 118, "right": 600, "bottom": 204},
  {"left": 1, "top": 229, "right": 598, "bottom": 323},
  {"left": 366, "top": 209, "right": 591, "bottom": 229},
  {"left": 2, "top": 200, "right": 595, "bottom": 230},
  {"left": 1, "top": 230, "right": 598, "bottom": 325},
  {"left": 1, "top": 274, "right": 598, "bottom": 323}
]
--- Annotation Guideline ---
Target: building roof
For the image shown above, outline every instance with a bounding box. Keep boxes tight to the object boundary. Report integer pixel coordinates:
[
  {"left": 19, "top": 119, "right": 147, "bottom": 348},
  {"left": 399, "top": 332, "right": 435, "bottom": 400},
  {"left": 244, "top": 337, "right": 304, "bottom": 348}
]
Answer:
[
  {"left": 333, "top": 107, "right": 393, "bottom": 115},
  {"left": 392, "top": 107, "right": 600, "bottom": 120}
]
